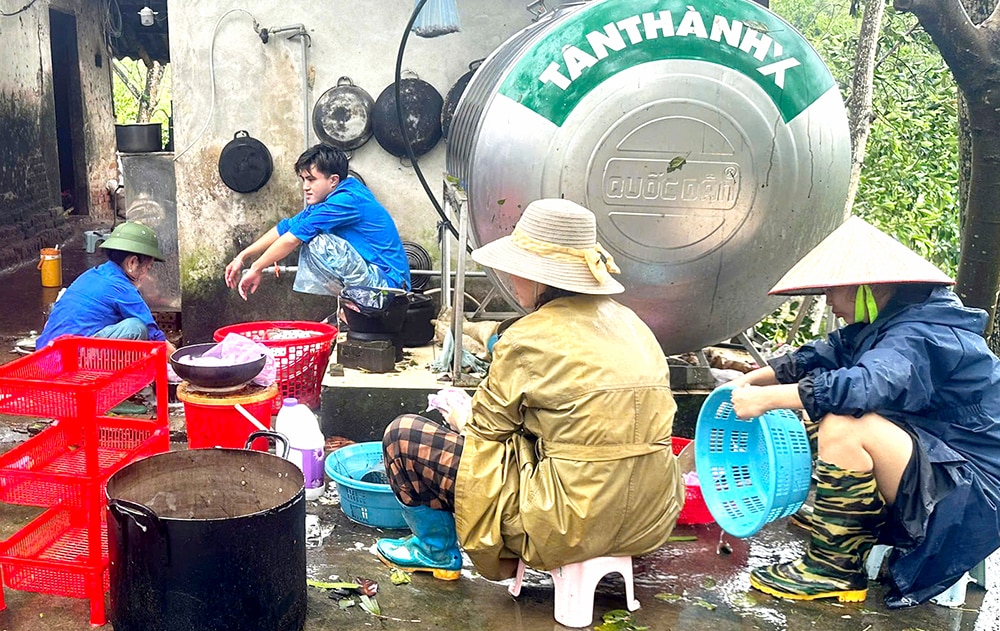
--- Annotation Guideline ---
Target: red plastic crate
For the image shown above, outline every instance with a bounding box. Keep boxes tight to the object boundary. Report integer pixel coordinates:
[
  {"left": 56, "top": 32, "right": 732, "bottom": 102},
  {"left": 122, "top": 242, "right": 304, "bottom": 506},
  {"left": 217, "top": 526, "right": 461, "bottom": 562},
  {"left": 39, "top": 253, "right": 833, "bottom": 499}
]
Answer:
[
  {"left": 673, "top": 437, "right": 714, "bottom": 525},
  {"left": 0, "top": 336, "right": 165, "bottom": 418},
  {"left": 214, "top": 321, "right": 337, "bottom": 411},
  {"left": 0, "top": 507, "right": 108, "bottom": 600},
  {"left": 0, "top": 417, "right": 168, "bottom": 509}
]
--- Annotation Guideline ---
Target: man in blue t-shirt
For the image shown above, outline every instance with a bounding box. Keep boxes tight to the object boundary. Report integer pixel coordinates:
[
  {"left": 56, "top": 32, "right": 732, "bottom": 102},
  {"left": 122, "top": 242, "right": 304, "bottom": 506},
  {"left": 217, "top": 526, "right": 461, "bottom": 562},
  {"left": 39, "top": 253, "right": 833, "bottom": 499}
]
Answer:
[{"left": 224, "top": 144, "right": 410, "bottom": 300}]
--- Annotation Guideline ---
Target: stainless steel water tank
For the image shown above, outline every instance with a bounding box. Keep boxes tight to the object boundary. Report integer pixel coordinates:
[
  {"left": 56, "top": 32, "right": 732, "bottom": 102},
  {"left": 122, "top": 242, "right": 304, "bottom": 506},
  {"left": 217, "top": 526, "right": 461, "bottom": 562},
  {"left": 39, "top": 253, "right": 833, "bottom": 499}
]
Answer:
[{"left": 447, "top": 0, "right": 851, "bottom": 353}]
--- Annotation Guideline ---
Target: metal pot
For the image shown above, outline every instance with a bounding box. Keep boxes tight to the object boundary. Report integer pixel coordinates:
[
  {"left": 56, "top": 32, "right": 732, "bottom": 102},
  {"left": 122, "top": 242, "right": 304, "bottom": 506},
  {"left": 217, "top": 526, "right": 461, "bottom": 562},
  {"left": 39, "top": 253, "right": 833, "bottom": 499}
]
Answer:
[
  {"left": 169, "top": 342, "right": 266, "bottom": 389},
  {"left": 218, "top": 130, "right": 273, "bottom": 193},
  {"left": 106, "top": 432, "right": 306, "bottom": 631},
  {"left": 372, "top": 75, "right": 443, "bottom": 158},
  {"left": 441, "top": 59, "right": 482, "bottom": 140},
  {"left": 115, "top": 123, "right": 162, "bottom": 153},
  {"left": 340, "top": 286, "right": 411, "bottom": 334},
  {"left": 312, "top": 77, "right": 376, "bottom": 151},
  {"left": 400, "top": 293, "right": 436, "bottom": 347}
]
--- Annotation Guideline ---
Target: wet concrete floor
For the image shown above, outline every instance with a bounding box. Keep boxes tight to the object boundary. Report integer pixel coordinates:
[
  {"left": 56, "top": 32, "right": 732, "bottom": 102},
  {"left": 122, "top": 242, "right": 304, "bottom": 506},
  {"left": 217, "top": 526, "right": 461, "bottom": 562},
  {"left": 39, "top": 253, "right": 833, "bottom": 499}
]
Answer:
[{"left": 0, "top": 220, "right": 996, "bottom": 630}]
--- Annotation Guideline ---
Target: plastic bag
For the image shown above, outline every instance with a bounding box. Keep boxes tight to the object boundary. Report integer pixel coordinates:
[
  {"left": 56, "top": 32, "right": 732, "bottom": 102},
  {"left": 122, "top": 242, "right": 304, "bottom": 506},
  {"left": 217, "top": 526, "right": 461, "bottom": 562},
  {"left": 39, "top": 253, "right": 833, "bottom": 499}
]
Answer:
[
  {"left": 426, "top": 387, "right": 472, "bottom": 432},
  {"left": 201, "top": 333, "right": 277, "bottom": 386}
]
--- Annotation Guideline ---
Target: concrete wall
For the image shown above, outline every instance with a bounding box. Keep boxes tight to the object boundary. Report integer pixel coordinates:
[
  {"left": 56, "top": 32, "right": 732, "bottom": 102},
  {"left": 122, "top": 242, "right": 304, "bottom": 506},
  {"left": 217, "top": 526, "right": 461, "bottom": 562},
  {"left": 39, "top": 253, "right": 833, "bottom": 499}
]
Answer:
[
  {"left": 170, "top": 0, "right": 533, "bottom": 341},
  {"left": 0, "top": 0, "right": 117, "bottom": 270}
]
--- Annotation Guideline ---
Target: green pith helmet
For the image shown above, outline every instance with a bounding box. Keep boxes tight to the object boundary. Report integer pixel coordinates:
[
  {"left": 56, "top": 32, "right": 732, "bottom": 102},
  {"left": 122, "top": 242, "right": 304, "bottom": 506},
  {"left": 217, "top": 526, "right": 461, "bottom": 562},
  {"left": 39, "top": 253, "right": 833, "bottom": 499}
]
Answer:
[{"left": 100, "top": 221, "right": 165, "bottom": 261}]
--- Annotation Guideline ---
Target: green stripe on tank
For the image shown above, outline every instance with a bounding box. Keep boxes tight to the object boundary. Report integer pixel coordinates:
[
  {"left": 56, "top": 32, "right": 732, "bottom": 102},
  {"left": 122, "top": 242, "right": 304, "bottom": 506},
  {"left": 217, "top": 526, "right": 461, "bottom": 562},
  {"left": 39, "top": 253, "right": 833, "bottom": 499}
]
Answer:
[{"left": 499, "top": 0, "right": 833, "bottom": 126}]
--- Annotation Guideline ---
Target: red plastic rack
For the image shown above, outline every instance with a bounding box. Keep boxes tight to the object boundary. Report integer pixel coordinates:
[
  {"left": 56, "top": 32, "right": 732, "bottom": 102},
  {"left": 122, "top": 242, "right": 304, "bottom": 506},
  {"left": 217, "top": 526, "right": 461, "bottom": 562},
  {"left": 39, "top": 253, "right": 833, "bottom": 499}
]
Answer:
[
  {"left": 0, "top": 416, "right": 168, "bottom": 509},
  {"left": 0, "top": 507, "right": 109, "bottom": 600},
  {"left": 0, "top": 337, "right": 161, "bottom": 419},
  {"left": 0, "top": 336, "right": 169, "bottom": 627}
]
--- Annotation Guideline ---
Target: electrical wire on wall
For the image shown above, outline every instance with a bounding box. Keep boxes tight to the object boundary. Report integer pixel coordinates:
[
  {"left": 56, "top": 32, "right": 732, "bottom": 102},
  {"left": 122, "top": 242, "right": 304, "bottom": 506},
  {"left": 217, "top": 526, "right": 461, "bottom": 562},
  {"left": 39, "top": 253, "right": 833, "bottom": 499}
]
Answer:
[
  {"left": 394, "top": 0, "right": 471, "bottom": 252},
  {"left": 0, "top": 0, "right": 39, "bottom": 17},
  {"left": 102, "top": 0, "right": 122, "bottom": 38},
  {"left": 173, "top": 8, "right": 262, "bottom": 162}
]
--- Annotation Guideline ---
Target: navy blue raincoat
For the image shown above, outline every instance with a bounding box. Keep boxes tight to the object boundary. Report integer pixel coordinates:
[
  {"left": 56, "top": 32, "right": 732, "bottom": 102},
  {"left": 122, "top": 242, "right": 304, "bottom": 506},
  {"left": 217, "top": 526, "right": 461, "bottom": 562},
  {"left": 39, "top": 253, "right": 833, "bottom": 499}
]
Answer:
[{"left": 769, "top": 286, "right": 1000, "bottom": 606}]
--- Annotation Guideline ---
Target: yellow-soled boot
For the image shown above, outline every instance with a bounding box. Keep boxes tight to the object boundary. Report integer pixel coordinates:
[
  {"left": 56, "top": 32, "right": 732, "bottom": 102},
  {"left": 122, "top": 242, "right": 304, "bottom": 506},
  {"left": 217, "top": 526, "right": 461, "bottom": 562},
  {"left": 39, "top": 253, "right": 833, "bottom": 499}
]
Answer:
[
  {"left": 750, "top": 460, "right": 886, "bottom": 603},
  {"left": 376, "top": 504, "right": 462, "bottom": 580}
]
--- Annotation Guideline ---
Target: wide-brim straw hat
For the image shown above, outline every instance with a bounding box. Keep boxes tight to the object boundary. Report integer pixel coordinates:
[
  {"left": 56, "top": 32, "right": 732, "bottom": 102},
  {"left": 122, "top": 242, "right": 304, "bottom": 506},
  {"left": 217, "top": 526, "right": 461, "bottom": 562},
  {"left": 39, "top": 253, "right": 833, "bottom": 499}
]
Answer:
[
  {"left": 471, "top": 198, "right": 625, "bottom": 295},
  {"left": 769, "top": 216, "right": 954, "bottom": 295}
]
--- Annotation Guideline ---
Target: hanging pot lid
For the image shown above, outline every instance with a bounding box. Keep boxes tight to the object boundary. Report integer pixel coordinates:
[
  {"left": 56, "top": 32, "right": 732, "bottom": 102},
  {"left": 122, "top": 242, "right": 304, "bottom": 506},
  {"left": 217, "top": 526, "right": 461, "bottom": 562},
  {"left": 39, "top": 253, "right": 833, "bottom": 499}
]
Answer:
[
  {"left": 218, "top": 131, "right": 273, "bottom": 193},
  {"left": 312, "top": 77, "right": 376, "bottom": 152},
  {"left": 372, "top": 73, "right": 443, "bottom": 158}
]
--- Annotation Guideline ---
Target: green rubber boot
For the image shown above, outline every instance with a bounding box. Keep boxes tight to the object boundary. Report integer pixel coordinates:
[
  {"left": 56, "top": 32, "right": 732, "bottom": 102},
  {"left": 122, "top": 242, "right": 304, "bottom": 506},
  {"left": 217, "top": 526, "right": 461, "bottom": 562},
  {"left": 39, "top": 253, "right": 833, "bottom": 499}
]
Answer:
[
  {"left": 750, "top": 460, "right": 886, "bottom": 603},
  {"left": 376, "top": 504, "right": 463, "bottom": 580}
]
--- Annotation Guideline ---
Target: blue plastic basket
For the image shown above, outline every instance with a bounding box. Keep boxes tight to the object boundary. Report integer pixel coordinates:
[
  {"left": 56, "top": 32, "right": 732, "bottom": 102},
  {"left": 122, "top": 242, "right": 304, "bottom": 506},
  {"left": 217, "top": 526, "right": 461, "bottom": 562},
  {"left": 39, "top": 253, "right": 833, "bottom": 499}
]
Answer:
[
  {"left": 324, "top": 442, "right": 407, "bottom": 529},
  {"left": 694, "top": 386, "right": 812, "bottom": 538}
]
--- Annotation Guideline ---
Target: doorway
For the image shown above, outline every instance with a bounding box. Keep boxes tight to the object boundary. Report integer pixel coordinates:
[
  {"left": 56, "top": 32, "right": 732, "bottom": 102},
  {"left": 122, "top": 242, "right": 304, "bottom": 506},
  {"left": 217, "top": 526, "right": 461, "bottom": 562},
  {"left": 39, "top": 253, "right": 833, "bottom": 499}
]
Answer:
[{"left": 49, "top": 9, "right": 88, "bottom": 216}]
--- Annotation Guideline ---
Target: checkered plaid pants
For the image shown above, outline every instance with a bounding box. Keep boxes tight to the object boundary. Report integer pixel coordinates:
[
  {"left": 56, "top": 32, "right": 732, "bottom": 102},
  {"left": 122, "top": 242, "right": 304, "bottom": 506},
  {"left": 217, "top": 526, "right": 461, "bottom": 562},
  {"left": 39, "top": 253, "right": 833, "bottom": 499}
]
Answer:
[{"left": 382, "top": 414, "right": 464, "bottom": 510}]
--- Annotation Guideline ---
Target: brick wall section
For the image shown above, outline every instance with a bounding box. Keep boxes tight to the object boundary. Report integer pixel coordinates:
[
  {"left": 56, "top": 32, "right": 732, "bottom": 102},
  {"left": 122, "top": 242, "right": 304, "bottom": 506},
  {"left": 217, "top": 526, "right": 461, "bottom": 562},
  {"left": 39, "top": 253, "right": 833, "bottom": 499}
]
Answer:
[{"left": 0, "top": 92, "right": 73, "bottom": 271}]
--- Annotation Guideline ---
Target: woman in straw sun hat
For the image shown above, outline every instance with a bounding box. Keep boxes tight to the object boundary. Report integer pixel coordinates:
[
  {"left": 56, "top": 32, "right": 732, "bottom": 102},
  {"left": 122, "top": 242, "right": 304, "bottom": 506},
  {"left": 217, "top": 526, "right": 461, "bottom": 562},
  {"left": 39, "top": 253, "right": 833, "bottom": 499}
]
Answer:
[
  {"left": 376, "top": 198, "right": 683, "bottom": 581},
  {"left": 728, "top": 216, "right": 1000, "bottom": 608}
]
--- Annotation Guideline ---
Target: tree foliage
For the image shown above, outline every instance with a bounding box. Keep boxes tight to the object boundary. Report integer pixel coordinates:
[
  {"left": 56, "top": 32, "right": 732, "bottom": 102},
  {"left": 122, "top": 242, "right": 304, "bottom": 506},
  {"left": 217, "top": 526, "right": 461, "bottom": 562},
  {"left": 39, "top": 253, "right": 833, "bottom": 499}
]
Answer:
[
  {"left": 757, "top": 0, "right": 961, "bottom": 347},
  {"left": 112, "top": 57, "right": 172, "bottom": 147}
]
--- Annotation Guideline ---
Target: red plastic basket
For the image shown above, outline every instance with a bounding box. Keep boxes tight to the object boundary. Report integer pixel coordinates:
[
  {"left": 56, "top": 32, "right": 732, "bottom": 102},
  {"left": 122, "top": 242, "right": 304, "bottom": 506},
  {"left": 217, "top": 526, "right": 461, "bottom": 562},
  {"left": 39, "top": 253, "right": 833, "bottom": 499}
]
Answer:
[
  {"left": 672, "top": 437, "right": 714, "bottom": 525},
  {"left": 213, "top": 321, "right": 337, "bottom": 412},
  {"left": 0, "top": 507, "right": 109, "bottom": 599},
  {"left": 0, "top": 336, "right": 164, "bottom": 418},
  {"left": 0, "top": 416, "right": 168, "bottom": 510}
]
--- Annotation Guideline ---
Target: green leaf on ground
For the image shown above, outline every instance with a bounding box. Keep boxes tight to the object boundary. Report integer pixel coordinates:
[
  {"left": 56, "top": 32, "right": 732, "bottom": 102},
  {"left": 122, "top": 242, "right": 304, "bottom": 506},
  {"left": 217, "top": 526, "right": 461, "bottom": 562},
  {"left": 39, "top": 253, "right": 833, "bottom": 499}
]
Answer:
[
  {"left": 359, "top": 594, "right": 381, "bottom": 616},
  {"left": 654, "top": 592, "right": 683, "bottom": 602},
  {"left": 307, "top": 579, "right": 361, "bottom": 591}
]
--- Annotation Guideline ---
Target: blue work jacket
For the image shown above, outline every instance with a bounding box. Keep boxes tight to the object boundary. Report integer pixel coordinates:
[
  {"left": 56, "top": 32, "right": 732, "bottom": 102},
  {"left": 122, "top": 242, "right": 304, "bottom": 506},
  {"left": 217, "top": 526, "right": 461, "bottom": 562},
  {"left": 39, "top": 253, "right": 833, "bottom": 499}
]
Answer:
[{"left": 770, "top": 286, "right": 1000, "bottom": 606}]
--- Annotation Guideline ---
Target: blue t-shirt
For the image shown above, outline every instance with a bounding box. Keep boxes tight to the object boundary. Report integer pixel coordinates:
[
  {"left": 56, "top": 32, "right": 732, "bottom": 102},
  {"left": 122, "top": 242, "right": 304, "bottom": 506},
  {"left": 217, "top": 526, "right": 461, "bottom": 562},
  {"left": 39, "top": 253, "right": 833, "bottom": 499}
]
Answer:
[
  {"left": 275, "top": 177, "right": 411, "bottom": 290},
  {"left": 37, "top": 261, "right": 166, "bottom": 347}
]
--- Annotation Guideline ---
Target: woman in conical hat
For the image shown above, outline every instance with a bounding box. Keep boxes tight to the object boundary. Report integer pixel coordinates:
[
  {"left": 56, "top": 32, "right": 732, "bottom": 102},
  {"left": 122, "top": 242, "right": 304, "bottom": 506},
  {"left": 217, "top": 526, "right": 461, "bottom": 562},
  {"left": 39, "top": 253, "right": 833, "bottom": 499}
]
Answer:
[
  {"left": 730, "top": 217, "right": 1000, "bottom": 608},
  {"left": 375, "top": 198, "right": 683, "bottom": 583}
]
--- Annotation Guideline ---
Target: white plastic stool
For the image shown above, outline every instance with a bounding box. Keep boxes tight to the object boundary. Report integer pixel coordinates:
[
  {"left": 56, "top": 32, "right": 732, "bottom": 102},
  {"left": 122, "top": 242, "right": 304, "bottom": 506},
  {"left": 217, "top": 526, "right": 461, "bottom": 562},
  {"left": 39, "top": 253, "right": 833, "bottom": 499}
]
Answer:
[
  {"left": 508, "top": 556, "right": 639, "bottom": 628},
  {"left": 867, "top": 544, "right": 1000, "bottom": 608}
]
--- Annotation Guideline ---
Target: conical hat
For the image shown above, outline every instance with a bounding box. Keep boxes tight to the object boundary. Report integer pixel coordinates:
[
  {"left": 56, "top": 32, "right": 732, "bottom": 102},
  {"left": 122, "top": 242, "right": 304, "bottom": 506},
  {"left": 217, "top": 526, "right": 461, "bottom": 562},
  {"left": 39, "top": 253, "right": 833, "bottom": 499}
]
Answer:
[{"left": 769, "top": 216, "right": 954, "bottom": 295}]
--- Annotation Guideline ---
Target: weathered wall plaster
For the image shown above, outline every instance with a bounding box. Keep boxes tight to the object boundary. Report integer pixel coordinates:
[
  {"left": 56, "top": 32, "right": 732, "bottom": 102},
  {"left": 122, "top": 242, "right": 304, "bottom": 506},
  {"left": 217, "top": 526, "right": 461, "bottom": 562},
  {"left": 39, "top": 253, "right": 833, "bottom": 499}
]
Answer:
[
  {"left": 0, "top": 0, "right": 118, "bottom": 271},
  {"left": 170, "top": 0, "right": 533, "bottom": 340}
]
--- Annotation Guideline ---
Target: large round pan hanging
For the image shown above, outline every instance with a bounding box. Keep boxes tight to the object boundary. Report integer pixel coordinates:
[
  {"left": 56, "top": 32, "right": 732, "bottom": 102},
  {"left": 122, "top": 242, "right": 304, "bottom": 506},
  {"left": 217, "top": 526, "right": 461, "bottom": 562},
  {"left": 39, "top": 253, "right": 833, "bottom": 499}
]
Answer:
[
  {"left": 312, "top": 77, "right": 375, "bottom": 151},
  {"left": 441, "top": 59, "right": 483, "bottom": 140},
  {"left": 218, "top": 131, "right": 273, "bottom": 193},
  {"left": 372, "top": 73, "right": 443, "bottom": 158}
]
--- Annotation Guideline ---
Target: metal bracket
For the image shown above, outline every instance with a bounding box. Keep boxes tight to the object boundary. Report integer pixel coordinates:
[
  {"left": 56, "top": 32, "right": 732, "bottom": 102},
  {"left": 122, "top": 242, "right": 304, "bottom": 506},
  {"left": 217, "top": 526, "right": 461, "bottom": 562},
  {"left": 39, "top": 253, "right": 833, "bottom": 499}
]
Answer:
[
  {"left": 735, "top": 331, "right": 768, "bottom": 369},
  {"left": 526, "top": 0, "right": 547, "bottom": 21},
  {"left": 442, "top": 177, "right": 478, "bottom": 386}
]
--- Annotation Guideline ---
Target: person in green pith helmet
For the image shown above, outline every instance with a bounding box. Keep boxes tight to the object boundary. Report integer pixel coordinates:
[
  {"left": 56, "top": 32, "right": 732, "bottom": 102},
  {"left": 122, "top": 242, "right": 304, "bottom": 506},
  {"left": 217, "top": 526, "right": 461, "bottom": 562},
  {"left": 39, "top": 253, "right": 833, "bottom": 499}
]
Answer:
[
  {"left": 728, "top": 216, "right": 1000, "bottom": 609},
  {"left": 36, "top": 221, "right": 176, "bottom": 356}
]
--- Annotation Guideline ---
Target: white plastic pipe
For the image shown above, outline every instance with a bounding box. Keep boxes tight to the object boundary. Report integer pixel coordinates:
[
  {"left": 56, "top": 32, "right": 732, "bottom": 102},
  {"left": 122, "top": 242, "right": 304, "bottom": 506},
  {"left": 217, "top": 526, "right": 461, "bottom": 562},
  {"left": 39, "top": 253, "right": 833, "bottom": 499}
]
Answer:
[{"left": 234, "top": 403, "right": 269, "bottom": 432}]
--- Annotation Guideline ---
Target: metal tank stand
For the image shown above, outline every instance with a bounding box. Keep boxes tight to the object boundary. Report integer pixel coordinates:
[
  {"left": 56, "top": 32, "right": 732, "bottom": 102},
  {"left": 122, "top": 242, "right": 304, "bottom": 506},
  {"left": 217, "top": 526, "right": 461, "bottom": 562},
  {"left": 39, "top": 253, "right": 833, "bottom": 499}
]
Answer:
[{"left": 441, "top": 178, "right": 479, "bottom": 387}]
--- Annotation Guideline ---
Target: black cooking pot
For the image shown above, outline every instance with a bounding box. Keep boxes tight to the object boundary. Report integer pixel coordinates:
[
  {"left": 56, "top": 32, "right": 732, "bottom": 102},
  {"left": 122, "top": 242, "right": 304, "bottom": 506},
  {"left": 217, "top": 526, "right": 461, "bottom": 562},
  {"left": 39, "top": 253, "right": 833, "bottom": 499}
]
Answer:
[
  {"left": 400, "top": 293, "right": 436, "bottom": 347},
  {"left": 441, "top": 59, "right": 482, "bottom": 139},
  {"left": 107, "top": 432, "right": 306, "bottom": 631},
  {"left": 372, "top": 75, "right": 443, "bottom": 158},
  {"left": 218, "top": 130, "right": 273, "bottom": 193},
  {"left": 116, "top": 123, "right": 162, "bottom": 153},
  {"left": 340, "top": 286, "right": 410, "bottom": 334},
  {"left": 312, "top": 77, "right": 375, "bottom": 152},
  {"left": 169, "top": 343, "right": 266, "bottom": 389}
]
